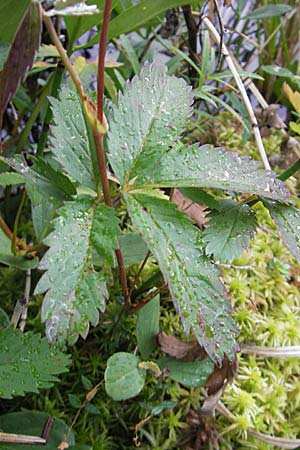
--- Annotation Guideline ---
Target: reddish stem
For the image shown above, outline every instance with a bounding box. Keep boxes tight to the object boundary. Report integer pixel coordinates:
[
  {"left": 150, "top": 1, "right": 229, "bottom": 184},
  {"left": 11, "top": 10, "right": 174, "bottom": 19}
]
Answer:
[{"left": 97, "top": 0, "right": 112, "bottom": 124}]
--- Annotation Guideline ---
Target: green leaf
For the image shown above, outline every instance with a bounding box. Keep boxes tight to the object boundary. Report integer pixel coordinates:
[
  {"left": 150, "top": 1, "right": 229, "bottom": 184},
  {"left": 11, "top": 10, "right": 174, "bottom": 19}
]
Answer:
[
  {"left": 126, "top": 192, "right": 238, "bottom": 363},
  {"left": 264, "top": 201, "right": 300, "bottom": 264},
  {"left": 0, "top": 0, "right": 30, "bottom": 70},
  {"left": 0, "top": 412, "right": 75, "bottom": 450},
  {"left": 119, "top": 232, "right": 148, "bottom": 265},
  {"left": 0, "top": 1, "right": 41, "bottom": 122},
  {"left": 243, "top": 4, "right": 292, "bottom": 20},
  {"left": 0, "top": 226, "right": 39, "bottom": 270},
  {"left": 29, "top": 156, "right": 77, "bottom": 196},
  {"left": 68, "top": 393, "right": 81, "bottom": 408},
  {"left": 0, "top": 172, "right": 25, "bottom": 185},
  {"left": 85, "top": 403, "right": 100, "bottom": 415},
  {"left": 0, "top": 328, "right": 70, "bottom": 399},
  {"left": 203, "top": 200, "right": 257, "bottom": 263},
  {"left": 34, "top": 198, "right": 119, "bottom": 343},
  {"left": 64, "top": 0, "right": 106, "bottom": 47},
  {"left": 119, "top": 34, "right": 141, "bottom": 75},
  {"left": 158, "top": 357, "right": 214, "bottom": 388},
  {"left": 132, "top": 144, "right": 289, "bottom": 202},
  {"left": 136, "top": 294, "right": 160, "bottom": 359},
  {"left": 179, "top": 188, "right": 221, "bottom": 211},
  {"left": 105, "top": 352, "right": 146, "bottom": 401},
  {"left": 0, "top": 307, "right": 9, "bottom": 330},
  {"left": 5, "top": 156, "right": 73, "bottom": 241},
  {"left": 81, "top": 375, "right": 93, "bottom": 390},
  {"left": 108, "top": 62, "right": 193, "bottom": 186},
  {"left": 262, "top": 65, "right": 295, "bottom": 79},
  {"left": 49, "top": 86, "right": 99, "bottom": 190},
  {"left": 82, "top": 0, "right": 196, "bottom": 48},
  {"left": 0, "top": 254, "right": 39, "bottom": 270}
]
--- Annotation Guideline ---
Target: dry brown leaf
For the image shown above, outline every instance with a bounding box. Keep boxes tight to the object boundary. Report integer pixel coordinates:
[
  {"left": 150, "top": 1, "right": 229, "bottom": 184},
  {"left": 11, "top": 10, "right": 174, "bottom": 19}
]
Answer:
[
  {"left": 158, "top": 331, "right": 207, "bottom": 361},
  {"left": 0, "top": 1, "right": 41, "bottom": 125},
  {"left": 254, "top": 104, "right": 286, "bottom": 138},
  {"left": 172, "top": 189, "right": 209, "bottom": 228}
]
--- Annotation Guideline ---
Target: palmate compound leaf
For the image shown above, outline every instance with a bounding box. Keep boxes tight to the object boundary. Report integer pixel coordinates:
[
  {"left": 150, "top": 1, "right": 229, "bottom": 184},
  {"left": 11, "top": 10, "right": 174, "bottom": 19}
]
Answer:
[
  {"left": 49, "top": 86, "right": 99, "bottom": 190},
  {"left": 203, "top": 200, "right": 257, "bottom": 263},
  {"left": 264, "top": 200, "right": 300, "bottom": 263},
  {"left": 125, "top": 192, "right": 239, "bottom": 364},
  {"left": 129, "top": 143, "right": 289, "bottom": 202},
  {"left": 107, "top": 61, "right": 193, "bottom": 186},
  {"left": 0, "top": 328, "right": 70, "bottom": 399},
  {"left": 34, "top": 197, "right": 120, "bottom": 343},
  {"left": 108, "top": 62, "right": 288, "bottom": 201}
]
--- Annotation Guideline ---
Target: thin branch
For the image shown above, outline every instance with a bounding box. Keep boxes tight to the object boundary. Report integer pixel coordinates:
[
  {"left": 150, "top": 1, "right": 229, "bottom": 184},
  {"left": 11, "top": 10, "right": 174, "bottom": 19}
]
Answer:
[
  {"left": 11, "top": 190, "right": 26, "bottom": 255},
  {"left": 129, "top": 251, "right": 151, "bottom": 297},
  {"left": 240, "top": 344, "right": 300, "bottom": 358},
  {"left": 19, "top": 269, "right": 31, "bottom": 332},
  {"left": 97, "top": 0, "right": 112, "bottom": 124},
  {"left": 0, "top": 215, "right": 13, "bottom": 240},
  {"left": 42, "top": 12, "right": 85, "bottom": 100},
  {"left": 130, "top": 283, "right": 167, "bottom": 313},
  {"left": 196, "top": 13, "right": 271, "bottom": 170},
  {"left": 95, "top": 0, "right": 130, "bottom": 307}
]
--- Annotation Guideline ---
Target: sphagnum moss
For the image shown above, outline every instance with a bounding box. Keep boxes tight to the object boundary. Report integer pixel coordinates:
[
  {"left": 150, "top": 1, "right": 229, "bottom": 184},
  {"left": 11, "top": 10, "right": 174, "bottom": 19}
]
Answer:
[{"left": 219, "top": 202, "right": 300, "bottom": 449}]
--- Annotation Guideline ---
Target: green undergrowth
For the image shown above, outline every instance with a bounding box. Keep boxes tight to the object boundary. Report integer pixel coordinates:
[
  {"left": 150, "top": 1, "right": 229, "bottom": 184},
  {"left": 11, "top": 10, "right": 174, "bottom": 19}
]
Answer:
[{"left": 1, "top": 116, "right": 300, "bottom": 449}]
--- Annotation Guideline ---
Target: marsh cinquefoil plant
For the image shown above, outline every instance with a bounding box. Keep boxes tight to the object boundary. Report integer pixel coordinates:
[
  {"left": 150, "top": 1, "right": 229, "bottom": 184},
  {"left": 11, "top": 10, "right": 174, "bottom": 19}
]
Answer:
[{"left": 2, "top": 1, "right": 300, "bottom": 446}]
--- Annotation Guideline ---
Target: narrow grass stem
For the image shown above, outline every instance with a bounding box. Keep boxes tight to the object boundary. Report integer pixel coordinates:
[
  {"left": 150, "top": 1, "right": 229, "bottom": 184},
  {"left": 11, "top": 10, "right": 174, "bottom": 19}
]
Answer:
[
  {"left": 240, "top": 344, "right": 300, "bottom": 357},
  {"left": 198, "top": 14, "right": 271, "bottom": 170}
]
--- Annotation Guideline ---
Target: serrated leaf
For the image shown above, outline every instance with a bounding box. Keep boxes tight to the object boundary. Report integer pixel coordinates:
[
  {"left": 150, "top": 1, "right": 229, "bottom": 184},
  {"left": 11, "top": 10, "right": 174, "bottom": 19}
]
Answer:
[
  {"left": 108, "top": 62, "right": 193, "bottom": 186},
  {"left": 158, "top": 357, "right": 214, "bottom": 388},
  {"left": 203, "top": 200, "right": 257, "bottom": 263},
  {"left": 126, "top": 192, "right": 238, "bottom": 363},
  {"left": 105, "top": 352, "right": 146, "bottom": 401},
  {"left": 29, "top": 156, "right": 77, "bottom": 196},
  {"left": 49, "top": 87, "right": 99, "bottom": 190},
  {"left": 0, "top": 328, "right": 70, "bottom": 399},
  {"left": 264, "top": 201, "right": 300, "bottom": 263},
  {"left": 131, "top": 144, "right": 289, "bottom": 202},
  {"left": 136, "top": 295, "right": 160, "bottom": 359},
  {"left": 0, "top": 1, "right": 41, "bottom": 123},
  {"left": 0, "top": 172, "right": 25, "bottom": 185},
  {"left": 34, "top": 198, "right": 119, "bottom": 343},
  {"left": 5, "top": 156, "right": 74, "bottom": 241}
]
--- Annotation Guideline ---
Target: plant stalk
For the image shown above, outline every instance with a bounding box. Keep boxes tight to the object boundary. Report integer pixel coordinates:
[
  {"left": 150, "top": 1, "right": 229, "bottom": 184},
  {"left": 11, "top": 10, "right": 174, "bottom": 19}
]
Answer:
[
  {"left": 95, "top": 0, "right": 130, "bottom": 306},
  {"left": 198, "top": 14, "right": 271, "bottom": 171}
]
